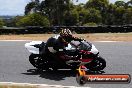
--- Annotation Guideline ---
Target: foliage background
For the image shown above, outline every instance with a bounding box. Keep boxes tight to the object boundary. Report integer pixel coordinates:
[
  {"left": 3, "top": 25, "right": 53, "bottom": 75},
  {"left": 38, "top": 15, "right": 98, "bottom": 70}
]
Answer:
[
  {"left": 0, "top": 19, "right": 4, "bottom": 28},
  {"left": 3, "top": 0, "right": 132, "bottom": 27}
]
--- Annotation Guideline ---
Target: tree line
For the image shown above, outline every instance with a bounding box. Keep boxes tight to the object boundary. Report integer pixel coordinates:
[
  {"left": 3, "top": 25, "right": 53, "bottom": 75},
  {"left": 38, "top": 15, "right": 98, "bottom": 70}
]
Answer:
[{"left": 0, "top": 0, "right": 132, "bottom": 27}]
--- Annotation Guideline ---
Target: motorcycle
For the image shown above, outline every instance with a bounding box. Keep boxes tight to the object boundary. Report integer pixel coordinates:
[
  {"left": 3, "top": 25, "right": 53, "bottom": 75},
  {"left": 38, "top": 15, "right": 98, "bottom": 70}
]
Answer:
[{"left": 25, "top": 40, "right": 106, "bottom": 71}]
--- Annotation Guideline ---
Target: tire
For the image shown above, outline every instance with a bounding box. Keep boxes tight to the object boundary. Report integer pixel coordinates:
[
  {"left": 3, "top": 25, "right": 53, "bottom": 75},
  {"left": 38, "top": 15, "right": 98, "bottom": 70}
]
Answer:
[
  {"left": 86, "top": 56, "right": 106, "bottom": 71},
  {"left": 29, "top": 54, "right": 45, "bottom": 69}
]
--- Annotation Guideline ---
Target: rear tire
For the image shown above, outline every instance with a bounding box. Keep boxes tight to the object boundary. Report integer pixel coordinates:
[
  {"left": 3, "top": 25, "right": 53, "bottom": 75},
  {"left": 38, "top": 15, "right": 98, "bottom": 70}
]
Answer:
[{"left": 29, "top": 53, "right": 47, "bottom": 69}]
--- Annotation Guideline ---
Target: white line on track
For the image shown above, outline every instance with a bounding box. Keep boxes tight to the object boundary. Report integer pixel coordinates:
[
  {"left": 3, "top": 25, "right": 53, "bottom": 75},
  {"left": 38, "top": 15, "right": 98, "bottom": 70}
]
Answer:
[{"left": 0, "top": 82, "right": 91, "bottom": 88}]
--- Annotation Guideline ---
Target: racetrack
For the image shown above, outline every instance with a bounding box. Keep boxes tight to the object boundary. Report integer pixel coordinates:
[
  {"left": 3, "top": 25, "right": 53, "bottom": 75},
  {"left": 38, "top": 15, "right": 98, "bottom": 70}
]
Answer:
[{"left": 0, "top": 41, "right": 132, "bottom": 88}]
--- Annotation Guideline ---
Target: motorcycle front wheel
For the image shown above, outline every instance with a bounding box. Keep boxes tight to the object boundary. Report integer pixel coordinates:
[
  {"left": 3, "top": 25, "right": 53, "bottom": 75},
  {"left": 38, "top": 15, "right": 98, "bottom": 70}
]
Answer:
[{"left": 86, "top": 56, "right": 106, "bottom": 71}]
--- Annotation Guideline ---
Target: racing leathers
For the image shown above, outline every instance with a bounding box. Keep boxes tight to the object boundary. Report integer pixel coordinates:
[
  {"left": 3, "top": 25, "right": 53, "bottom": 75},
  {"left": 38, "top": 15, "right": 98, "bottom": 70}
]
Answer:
[{"left": 45, "top": 35, "right": 83, "bottom": 61}]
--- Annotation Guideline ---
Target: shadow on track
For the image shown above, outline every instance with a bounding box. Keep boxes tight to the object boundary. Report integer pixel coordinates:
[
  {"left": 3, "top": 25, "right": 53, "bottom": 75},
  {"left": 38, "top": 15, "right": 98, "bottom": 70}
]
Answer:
[
  {"left": 22, "top": 69, "right": 77, "bottom": 81},
  {"left": 22, "top": 69, "right": 105, "bottom": 81}
]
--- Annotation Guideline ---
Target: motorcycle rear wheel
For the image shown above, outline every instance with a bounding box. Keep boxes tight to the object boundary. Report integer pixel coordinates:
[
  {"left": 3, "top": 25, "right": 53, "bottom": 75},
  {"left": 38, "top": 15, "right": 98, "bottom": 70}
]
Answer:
[{"left": 29, "top": 53, "right": 49, "bottom": 70}]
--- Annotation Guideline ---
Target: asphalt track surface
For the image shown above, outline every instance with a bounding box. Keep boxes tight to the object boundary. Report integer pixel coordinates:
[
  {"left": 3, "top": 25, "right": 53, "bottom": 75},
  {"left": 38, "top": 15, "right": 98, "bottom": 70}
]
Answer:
[{"left": 0, "top": 41, "right": 132, "bottom": 88}]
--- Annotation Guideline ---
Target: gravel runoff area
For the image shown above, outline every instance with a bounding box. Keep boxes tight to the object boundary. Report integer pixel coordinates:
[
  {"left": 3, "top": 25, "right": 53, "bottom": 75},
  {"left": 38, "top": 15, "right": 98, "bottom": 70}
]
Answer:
[{"left": 0, "top": 33, "right": 132, "bottom": 41}]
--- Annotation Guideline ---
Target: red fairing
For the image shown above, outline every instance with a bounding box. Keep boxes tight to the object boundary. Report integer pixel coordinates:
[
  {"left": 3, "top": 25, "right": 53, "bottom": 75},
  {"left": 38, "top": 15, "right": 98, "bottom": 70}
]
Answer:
[
  {"left": 79, "top": 50, "right": 93, "bottom": 62},
  {"left": 80, "top": 58, "right": 93, "bottom": 62},
  {"left": 80, "top": 50, "right": 92, "bottom": 54}
]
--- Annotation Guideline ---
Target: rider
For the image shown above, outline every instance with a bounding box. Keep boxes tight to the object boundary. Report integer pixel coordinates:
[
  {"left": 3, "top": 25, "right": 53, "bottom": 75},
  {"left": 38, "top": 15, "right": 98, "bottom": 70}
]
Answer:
[{"left": 45, "top": 28, "right": 84, "bottom": 61}]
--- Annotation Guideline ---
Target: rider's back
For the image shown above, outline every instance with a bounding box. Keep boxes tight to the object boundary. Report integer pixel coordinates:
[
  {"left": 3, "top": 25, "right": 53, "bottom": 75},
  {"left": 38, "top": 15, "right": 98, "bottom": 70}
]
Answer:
[{"left": 46, "top": 35, "right": 65, "bottom": 54}]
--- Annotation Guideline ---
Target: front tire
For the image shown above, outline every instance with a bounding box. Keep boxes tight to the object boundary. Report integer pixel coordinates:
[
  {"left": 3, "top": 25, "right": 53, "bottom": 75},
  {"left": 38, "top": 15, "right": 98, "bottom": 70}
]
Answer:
[{"left": 86, "top": 56, "right": 106, "bottom": 71}]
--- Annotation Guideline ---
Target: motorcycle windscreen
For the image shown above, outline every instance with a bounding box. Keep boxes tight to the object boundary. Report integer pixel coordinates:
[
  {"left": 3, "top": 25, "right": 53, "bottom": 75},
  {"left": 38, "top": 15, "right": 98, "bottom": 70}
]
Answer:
[
  {"left": 90, "top": 44, "right": 99, "bottom": 54},
  {"left": 78, "top": 41, "right": 92, "bottom": 51}
]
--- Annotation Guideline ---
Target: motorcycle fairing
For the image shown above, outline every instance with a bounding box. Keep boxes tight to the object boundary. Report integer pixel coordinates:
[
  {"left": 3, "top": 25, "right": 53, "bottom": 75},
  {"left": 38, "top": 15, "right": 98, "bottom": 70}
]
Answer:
[
  {"left": 25, "top": 41, "right": 43, "bottom": 54},
  {"left": 25, "top": 40, "right": 99, "bottom": 55}
]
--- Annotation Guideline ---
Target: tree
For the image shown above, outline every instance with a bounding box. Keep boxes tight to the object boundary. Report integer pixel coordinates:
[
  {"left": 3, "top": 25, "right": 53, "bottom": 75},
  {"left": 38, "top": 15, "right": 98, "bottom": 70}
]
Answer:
[
  {"left": 85, "top": 0, "right": 109, "bottom": 24},
  {"left": 82, "top": 8, "right": 102, "bottom": 24},
  {"left": 126, "top": 0, "right": 132, "bottom": 8},
  {"left": 115, "top": 1, "right": 126, "bottom": 7},
  {"left": 73, "top": 4, "right": 87, "bottom": 25},
  {"left": 106, "top": 3, "right": 116, "bottom": 25},
  {"left": 123, "top": 8, "right": 132, "bottom": 24},
  {"left": 9, "top": 16, "right": 24, "bottom": 27},
  {"left": 23, "top": 0, "right": 132, "bottom": 26},
  {"left": 16, "top": 13, "right": 50, "bottom": 27},
  {"left": 39, "top": 0, "right": 73, "bottom": 25},
  {"left": 85, "top": 0, "right": 109, "bottom": 12},
  {"left": 25, "top": 0, "right": 40, "bottom": 15},
  {"left": 114, "top": 6, "right": 126, "bottom": 25},
  {"left": 25, "top": 0, "right": 83, "bottom": 26},
  {"left": 0, "top": 19, "right": 4, "bottom": 28},
  {"left": 64, "top": 8, "right": 79, "bottom": 26}
]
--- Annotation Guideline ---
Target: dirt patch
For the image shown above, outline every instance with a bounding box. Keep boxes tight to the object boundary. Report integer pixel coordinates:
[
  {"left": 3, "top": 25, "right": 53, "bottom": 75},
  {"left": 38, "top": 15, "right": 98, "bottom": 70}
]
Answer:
[{"left": 0, "top": 33, "right": 132, "bottom": 41}]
